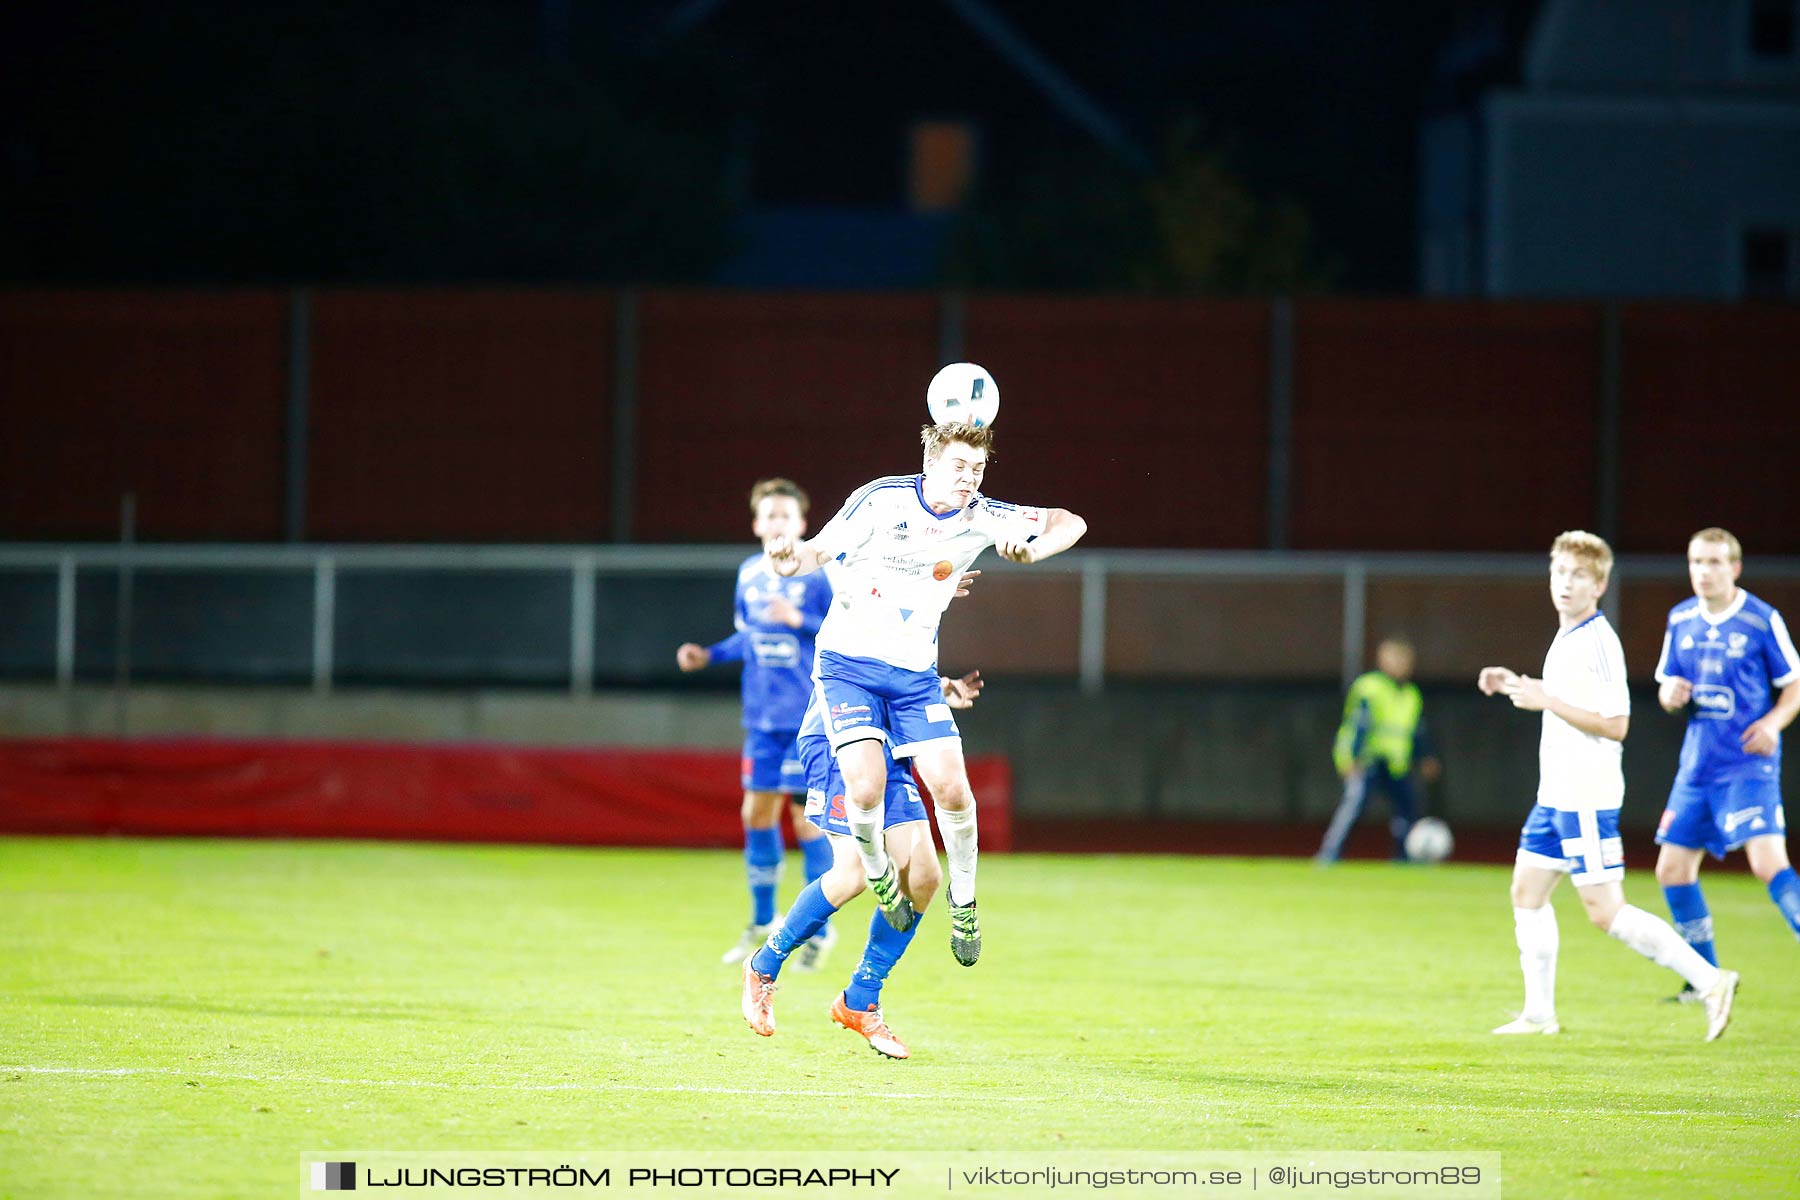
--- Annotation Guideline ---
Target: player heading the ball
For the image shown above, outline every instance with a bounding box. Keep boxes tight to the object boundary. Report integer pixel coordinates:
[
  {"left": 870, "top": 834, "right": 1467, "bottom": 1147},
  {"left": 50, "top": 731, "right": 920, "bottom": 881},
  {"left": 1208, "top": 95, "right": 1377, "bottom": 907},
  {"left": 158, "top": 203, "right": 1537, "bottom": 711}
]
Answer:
[{"left": 765, "top": 420, "right": 1086, "bottom": 966}]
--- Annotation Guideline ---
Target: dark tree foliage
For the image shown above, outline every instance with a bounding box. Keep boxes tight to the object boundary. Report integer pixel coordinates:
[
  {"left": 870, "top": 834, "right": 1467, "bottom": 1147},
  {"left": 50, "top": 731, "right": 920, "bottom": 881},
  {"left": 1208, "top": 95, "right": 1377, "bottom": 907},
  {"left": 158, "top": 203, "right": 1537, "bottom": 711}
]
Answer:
[{"left": 943, "top": 123, "right": 1334, "bottom": 295}]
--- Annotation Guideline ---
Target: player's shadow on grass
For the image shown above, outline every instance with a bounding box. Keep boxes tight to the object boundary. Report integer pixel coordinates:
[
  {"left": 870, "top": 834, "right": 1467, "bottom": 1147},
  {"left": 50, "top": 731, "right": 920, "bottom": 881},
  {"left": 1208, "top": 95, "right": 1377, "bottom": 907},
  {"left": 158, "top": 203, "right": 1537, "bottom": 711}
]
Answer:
[{"left": 38, "top": 993, "right": 587, "bottom": 1031}]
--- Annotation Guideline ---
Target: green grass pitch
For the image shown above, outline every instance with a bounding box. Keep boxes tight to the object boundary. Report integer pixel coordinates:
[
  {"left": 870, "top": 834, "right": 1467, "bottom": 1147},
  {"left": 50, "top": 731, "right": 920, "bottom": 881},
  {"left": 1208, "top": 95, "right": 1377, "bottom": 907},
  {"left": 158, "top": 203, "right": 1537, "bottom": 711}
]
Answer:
[{"left": 2, "top": 836, "right": 1795, "bottom": 1198}]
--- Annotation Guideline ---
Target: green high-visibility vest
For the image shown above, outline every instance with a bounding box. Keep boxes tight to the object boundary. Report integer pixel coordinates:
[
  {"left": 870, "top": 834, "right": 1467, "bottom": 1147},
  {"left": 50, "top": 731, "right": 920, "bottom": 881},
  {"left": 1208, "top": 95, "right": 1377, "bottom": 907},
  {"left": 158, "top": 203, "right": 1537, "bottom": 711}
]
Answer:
[{"left": 1333, "top": 670, "right": 1424, "bottom": 776}]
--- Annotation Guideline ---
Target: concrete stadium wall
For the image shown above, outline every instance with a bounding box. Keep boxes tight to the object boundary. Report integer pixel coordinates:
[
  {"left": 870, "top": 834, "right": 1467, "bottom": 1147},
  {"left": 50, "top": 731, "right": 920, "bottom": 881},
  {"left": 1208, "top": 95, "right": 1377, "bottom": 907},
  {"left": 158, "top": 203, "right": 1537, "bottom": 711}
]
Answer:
[{"left": 3, "top": 681, "right": 1760, "bottom": 836}]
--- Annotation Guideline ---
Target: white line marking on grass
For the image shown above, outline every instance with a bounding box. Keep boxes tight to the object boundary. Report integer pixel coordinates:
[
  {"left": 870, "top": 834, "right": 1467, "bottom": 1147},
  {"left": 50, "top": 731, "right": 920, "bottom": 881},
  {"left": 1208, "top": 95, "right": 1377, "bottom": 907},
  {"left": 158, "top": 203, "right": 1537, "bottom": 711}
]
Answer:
[
  {"left": 7, "top": 1066, "right": 1776, "bottom": 1119},
  {"left": 1, "top": 1065, "right": 1155, "bottom": 1105},
  {"left": 10, "top": 1067, "right": 1782, "bottom": 1120},
  {"left": 3, "top": 1065, "right": 935, "bottom": 1098}
]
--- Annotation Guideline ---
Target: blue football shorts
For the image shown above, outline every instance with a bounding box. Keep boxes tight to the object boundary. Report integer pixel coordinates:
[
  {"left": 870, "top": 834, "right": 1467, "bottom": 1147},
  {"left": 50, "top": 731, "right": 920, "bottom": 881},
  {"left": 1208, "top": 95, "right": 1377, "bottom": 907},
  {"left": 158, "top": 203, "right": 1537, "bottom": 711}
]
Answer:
[
  {"left": 1657, "top": 777, "right": 1785, "bottom": 859},
  {"left": 799, "top": 731, "right": 929, "bottom": 836},
  {"left": 1516, "top": 803, "right": 1625, "bottom": 886},
  {"left": 814, "top": 650, "right": 960, "bottom": 759},
  {"left": 740, "top": 727, "right": 805, "bottom": 795}
]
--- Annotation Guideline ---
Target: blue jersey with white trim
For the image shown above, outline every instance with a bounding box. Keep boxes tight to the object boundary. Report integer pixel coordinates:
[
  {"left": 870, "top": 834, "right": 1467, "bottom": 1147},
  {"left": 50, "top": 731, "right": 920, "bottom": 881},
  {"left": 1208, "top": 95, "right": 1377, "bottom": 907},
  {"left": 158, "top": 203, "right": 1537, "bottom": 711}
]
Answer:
[
  {"left": 706, "top": 553, "right": 835, "bottom": 732},
  {"left": 1655, "top": 589, "right": 1800, "bottom": 785}
]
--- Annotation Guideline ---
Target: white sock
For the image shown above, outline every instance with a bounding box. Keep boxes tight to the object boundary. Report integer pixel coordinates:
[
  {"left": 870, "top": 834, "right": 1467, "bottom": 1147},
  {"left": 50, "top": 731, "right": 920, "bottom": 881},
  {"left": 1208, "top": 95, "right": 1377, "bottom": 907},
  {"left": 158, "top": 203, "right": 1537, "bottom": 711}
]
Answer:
[
  {"left": 1608, "top": 903, "right": 1722, "bottom": 992},
  {"left": 1513, "top": 905, "right": 1558, "bottom": 1021},
  {"left": 934, "top": 801, "right": 979, "bottom": 904},
  {"left": 845, "top": 801, "right": 889, "bottom": 877}
]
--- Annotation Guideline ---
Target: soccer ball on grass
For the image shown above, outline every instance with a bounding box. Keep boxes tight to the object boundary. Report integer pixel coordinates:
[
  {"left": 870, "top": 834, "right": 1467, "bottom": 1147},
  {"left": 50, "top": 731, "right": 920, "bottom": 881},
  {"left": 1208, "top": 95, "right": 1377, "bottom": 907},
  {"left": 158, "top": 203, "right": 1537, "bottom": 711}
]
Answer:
[{"left": 1405, "top": 817, "right": 1454, "bottom": 864}]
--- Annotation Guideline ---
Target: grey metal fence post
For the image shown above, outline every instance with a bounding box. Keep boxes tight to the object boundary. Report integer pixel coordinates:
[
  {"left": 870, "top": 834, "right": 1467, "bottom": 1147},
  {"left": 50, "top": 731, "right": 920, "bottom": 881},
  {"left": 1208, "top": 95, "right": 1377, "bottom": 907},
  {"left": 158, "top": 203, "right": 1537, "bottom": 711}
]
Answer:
[
  {"left": 56, "top": 553, "right": 76, "bottom": 687},
  {"left": 113, "top": 494, "right": 135, "bottom": 737},
  {"left": 312, "top": 555, "right": 336, "bottom": 694},
  {"left": 1341, "top": 560, "right": 1367, "bottom": 691},
  {"left": 1078, "top": 556, "right": 1107, "bottom": 696},
  {"left": 570, "top": 554, "right": 596, "bottom": 697}
]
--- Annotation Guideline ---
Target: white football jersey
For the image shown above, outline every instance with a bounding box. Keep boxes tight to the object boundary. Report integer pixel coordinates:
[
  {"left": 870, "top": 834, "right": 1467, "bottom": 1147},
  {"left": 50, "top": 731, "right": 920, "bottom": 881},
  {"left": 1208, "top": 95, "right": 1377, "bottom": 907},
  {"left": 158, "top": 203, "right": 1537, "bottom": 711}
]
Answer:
[
  {"left": 806, "top": 473, "right": 1045, "bottom": 672},
  {"left": 1537, "top": 611, "right": 1631, "bottom": 811}
]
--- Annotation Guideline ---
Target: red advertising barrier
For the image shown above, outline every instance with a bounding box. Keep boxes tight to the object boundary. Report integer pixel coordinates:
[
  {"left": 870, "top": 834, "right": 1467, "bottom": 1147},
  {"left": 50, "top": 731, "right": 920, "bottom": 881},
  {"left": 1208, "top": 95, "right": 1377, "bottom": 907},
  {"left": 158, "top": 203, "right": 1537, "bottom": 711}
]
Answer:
[{"left": 0, "top": 738, "right": 1013, "bottom": 851}]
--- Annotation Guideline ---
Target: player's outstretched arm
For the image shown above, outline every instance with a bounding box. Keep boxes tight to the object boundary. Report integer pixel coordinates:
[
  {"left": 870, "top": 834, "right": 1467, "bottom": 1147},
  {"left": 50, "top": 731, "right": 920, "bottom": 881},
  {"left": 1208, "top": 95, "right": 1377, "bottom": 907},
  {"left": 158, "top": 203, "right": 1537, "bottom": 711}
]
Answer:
[
  {"left": 764, "top": 534, "right": 829, "bottom": 578},
  {"left": 997, "top": 508, "right": 1087, "bottom": 564},
  {"left": 1477, "top": 666, "right": 1518, "bottom": 695},
  {"left": 940, "top": 669, "right": 984, "bottom": 709}
]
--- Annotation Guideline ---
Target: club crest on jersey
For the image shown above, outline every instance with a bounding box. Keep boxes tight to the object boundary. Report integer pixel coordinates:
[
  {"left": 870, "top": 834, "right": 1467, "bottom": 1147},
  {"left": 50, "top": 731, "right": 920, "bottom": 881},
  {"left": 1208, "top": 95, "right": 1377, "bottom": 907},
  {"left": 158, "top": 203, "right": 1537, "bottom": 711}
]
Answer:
[
  {"left": 932, "top": 560, "right": 954, "bottom": 581},
  {"left": 1728, "top": 632, "right": 1748, "bottom": 657}
]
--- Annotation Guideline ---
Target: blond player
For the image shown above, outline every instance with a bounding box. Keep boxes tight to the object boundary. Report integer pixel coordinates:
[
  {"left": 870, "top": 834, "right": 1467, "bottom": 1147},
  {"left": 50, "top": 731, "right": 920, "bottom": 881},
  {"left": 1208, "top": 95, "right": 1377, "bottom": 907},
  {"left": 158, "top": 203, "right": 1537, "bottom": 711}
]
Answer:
[{"left": 1479, "top": 531, "right": 1737, "bottom": 1040}]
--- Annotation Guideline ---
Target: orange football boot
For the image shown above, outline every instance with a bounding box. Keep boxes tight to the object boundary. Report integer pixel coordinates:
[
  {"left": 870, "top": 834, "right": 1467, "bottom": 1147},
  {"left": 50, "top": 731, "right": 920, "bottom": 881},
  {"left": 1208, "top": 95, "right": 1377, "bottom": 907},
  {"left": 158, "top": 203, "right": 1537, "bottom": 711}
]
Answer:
[
  {"left": 829, "top": 992, "right": 910, "bottom": 1059},
  {"left": 741, "top": 958, "right": 777, "bottom": 1037}
]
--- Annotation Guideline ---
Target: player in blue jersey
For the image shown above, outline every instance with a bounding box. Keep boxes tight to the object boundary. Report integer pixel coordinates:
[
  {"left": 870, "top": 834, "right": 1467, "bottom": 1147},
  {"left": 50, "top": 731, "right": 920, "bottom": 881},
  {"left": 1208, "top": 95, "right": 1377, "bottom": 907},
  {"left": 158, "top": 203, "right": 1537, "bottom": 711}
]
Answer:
[
  {"left": 767, "top": 422, "right": 1087, "bottom": 968},
  {"left": 1652, "top": 528, "right": 1800, "bottom": 1002},
  {"left": 677, "top": 479, "right": 837, "bottom": 969},
  {"left": 741, "top": 669, "right": 983, "bottom": 1058}
]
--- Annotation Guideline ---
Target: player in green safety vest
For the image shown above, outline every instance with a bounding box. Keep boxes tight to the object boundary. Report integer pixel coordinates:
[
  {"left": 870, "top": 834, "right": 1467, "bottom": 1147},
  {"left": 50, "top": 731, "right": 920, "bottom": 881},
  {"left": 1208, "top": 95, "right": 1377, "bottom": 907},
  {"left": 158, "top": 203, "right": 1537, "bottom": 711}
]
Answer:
[{"left": 1316, "top": 636, "right": 1441, "bottom": 863}]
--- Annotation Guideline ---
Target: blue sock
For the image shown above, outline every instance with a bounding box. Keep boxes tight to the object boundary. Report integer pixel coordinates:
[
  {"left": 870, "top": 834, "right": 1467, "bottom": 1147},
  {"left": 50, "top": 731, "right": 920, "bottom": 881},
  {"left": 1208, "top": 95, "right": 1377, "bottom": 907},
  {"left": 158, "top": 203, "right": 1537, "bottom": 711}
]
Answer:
[
  {"left": 1662, "top": 882, "right": 1717, "bottom": 966},
  {"left": 801, "top": 834, "right": 834, "bottom": 886},
  {"left": 750, "top": 879, "right": 840, "bottom": 979},
  {"left": 843, "top": 908, "right": 921, "bottom": 1012},
  {"left": 1768, "top": 867, "right": 1800, "bottom": 941},
  {"left": 745, "top": 826, "right": 783, "bottom": 926}
]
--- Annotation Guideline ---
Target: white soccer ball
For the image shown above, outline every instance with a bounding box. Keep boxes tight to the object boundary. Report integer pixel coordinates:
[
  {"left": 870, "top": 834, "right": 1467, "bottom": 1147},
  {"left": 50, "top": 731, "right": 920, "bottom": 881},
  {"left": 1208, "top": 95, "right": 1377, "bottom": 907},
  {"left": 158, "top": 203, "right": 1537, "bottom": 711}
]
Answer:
[
  {"left": 926, "top": 362, "right": 1000, "bottom": 429},
  {"left": 1405, "top": 817, "right": 1454, "bottom": 864}
]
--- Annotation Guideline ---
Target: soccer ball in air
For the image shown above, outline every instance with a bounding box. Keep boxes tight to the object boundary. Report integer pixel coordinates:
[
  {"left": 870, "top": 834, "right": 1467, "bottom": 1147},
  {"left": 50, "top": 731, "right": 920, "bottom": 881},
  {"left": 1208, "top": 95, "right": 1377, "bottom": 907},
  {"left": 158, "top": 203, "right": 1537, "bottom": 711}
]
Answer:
[
  {"left": 926, "top": 362, "right": 1000, "bottom": 429},
  {"left": 1404, "top": 817, "right": 1454, "bottom": 864}
]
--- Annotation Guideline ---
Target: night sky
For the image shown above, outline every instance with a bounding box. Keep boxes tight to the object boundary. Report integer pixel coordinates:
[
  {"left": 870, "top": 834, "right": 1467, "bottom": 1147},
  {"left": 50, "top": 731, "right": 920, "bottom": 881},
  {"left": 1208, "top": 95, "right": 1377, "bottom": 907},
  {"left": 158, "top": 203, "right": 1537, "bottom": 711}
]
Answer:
[{"left": 1, "top": 1, "right": 1539, "bottom": 291}]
